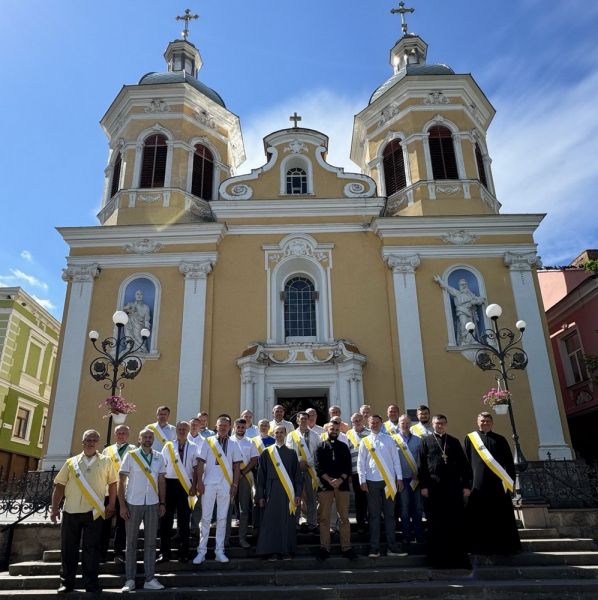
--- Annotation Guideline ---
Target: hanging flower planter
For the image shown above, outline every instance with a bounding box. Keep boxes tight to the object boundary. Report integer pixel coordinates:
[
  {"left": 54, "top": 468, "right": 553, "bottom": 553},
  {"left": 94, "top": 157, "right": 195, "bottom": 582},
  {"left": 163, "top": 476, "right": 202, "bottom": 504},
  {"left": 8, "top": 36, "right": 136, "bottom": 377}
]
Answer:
[
  {"left": 483, "top": 385, "right": 511, "bottom": 415},
  {"left": 112, "top": 412, "right": 127, "bottom": 424},
  {"left": 494, "top": 404, "right": 509, "bottom": 415},
  {"left": 100, "top": 395, "right": 137, "bottom": 420}
]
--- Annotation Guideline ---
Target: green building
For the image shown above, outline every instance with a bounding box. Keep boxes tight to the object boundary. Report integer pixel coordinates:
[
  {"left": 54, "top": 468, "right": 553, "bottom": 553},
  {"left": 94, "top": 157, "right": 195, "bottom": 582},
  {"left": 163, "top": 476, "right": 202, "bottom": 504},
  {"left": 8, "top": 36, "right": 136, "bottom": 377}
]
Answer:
[{"left": 0, "top": 288, "right": 60, "bottom": 476}]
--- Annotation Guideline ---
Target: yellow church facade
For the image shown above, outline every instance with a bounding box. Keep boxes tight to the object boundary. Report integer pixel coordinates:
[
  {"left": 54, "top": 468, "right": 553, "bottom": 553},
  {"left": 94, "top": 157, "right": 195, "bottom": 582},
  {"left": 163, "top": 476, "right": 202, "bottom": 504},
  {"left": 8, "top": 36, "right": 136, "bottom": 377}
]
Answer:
[{"left": 42, "top": 29, "right": 571, "bottom": 469}]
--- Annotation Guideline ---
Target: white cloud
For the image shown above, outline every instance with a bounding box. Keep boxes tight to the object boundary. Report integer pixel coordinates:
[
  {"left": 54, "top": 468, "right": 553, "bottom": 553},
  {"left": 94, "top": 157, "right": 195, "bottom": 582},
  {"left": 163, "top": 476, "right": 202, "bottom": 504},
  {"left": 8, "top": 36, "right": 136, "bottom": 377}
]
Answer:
[
  {"left": 20, "top": 250, "right": 32, "bottom": 261},
  {"left": 31, "top": 295, "right": 57, "bottom": 311},
  {"left": 0, "top": 269, "right": 49, "bottom": 291}
]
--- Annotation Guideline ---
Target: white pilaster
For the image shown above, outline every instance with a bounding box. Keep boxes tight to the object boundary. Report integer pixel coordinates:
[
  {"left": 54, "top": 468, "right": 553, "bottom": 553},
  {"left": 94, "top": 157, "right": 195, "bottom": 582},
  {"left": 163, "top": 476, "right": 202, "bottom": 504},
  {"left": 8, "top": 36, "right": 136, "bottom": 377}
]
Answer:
[
  {"left": 176, "top": 259, "right": 215, "bottom": 422},
  {"left": 42, "top": 264, "right": 100, "bottom": 471},
  {"left": 504, "top": 251, "right": 572, "bottom": 459},
  {"left": 383, "top": 253, "right": 428, "bottom": 413}
]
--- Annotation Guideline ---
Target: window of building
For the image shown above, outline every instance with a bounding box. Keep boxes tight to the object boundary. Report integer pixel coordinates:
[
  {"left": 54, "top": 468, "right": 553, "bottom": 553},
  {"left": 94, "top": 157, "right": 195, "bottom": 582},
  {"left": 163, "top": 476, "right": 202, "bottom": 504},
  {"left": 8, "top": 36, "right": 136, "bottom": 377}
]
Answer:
[
  {"left": 24, "top": 342, "right": 42, "bottom": 379},
  {"left": 139, "top": 134, "right": 167, "bottom": 188},
  {"left": 286, "top": 168, "right": 307, "bottom": 194},
  {"left": 564, "top": 331, "right": 589, "bottom": 384},
  {"left": 284, "top": 277, "right": 317, "bottom": 339},
  {"left": 11, "top": 399, "right": 37, "bottom": 443},
  {"left": 428, "top": 125, "right": 459, "bottom": 180},
  {"left": 474, "top": 143, "right": 488, "bottom": 188},
  {"left": 382, "top": 138, "right": 407, "bottom": 196},
  {"left": 191, "top": 144, "right": 214, "bottom": 200},
  {"left": 38, "top": 410, "right": 48, "bottom": 446},
  {"left": 110, "top": 152, "right": 122, "bottom": 197}
]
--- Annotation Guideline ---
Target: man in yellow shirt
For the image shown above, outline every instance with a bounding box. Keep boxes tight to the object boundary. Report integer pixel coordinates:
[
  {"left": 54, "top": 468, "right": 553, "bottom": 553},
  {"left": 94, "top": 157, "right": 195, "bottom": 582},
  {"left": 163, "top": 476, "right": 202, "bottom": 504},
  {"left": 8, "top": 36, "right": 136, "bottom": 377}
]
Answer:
[{"left": 51, "top": 429, "right": 119, "bottom": 594}]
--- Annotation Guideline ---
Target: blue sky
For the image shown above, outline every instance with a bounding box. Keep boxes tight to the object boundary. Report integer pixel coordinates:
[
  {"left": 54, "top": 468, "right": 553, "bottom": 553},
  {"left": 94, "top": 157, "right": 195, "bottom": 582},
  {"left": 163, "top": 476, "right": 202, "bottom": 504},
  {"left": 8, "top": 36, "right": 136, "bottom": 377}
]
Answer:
[{"left": 1, "top": 0, "right": 597, "bottom": 319}]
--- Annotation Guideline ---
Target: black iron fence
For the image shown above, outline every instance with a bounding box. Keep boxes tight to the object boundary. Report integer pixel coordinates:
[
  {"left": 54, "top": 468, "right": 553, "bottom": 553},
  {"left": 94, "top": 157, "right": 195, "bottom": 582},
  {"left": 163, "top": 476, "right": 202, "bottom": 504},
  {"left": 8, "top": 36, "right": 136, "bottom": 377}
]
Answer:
[
  {"left": 519, "top": 456, "right": 598, "bottom": 508},
  {"left": 0, "top": 465, "right": 56, "bottom": 521}
]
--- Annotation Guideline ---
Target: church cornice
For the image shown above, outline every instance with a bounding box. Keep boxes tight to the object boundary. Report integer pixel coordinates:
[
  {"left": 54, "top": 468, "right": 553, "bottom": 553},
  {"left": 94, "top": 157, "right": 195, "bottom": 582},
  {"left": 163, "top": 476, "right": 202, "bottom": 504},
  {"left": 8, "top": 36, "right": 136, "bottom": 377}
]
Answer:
[
  {"left": 64, "top": 252, "right": 219, "bottom": 269},
  {"left": 381, "top": 243, "right": 539, "bottom": 261}
]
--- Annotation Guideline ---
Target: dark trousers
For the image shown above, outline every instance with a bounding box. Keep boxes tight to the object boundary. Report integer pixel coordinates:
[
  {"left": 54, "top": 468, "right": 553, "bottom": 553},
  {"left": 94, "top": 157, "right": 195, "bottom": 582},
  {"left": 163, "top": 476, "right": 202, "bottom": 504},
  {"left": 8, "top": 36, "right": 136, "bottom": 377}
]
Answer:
[
  {"left": 60, "top": 511, "right": 103, "bottom": 589},
  {"left": 352, "top": 474, "right": 368, "bottom": 526},
  {"left": 366, "top": 480, "right": 396, "bottom": 549},
  {"left": 100, "top": 496, "right": 125, "bottom": 558},
  {"left": 161, "top": 479, "right": 191, "bottom": 558}
]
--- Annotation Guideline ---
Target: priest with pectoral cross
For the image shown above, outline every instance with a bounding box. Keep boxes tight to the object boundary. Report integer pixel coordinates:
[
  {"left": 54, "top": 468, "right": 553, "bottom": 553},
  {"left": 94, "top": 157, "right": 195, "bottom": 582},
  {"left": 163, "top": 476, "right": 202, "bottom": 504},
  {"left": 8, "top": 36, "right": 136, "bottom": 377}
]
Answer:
[
  {"left": 464, "top": 412, "right": 521, "bottom": 556},
  {"left": 417, "top": 414, "right": 472, "bottom": 569}
]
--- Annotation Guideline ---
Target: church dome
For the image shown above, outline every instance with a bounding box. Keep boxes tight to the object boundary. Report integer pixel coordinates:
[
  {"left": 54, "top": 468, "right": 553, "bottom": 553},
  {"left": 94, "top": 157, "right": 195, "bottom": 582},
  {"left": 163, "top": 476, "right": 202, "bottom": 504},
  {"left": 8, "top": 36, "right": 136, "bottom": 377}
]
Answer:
[
  {"left": 138, "top": 71, "right": 226, "bottom": 108},
  {"left": 369, "top": 63, "right": 454, "bottom": 104}
]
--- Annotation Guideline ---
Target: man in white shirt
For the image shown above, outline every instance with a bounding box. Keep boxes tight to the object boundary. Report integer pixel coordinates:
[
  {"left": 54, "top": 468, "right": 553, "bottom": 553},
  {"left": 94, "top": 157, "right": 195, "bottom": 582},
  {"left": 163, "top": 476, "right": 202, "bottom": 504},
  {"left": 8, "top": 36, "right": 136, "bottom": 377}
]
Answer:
[
  {"left": 269, "top": 404, "right": 294, "bottom": 435},
  {"left": 188, "top": 417, "right": 206, "bottom": 447},
  {"left": 286, "top": 411, "right": 321, "bottom": 532},
  {"left": 347, "top": 413, "right": 370, "bottom": 533},
  {"left": 241, "top": 409, "right": 259, "bottom": 438},
  {"left": 198, "top": 411, "right": 215, "bottom": 438},
  {"left": 158, "top": 421, "right": 200, "bottom": 564},
  {"left": 306, "top": 408, "right": 324, "bottom": 434},
  {"left": 118, "top": 428, "right": 166, "bottom": 592},
  {"left": 194, "top": 417, "right": 242, "bottom": 564},
  {"left": 147, "top": 406, "right": 176, "bottom": 452},
  {"left": 357, "top": 414, "right": 406, "bottom": 558},
  {"left": 227, "top": 418, "right": 258, "bottom": 548},
  {"left": 101, "top": 424, "right": 135, "bottom": 564}
]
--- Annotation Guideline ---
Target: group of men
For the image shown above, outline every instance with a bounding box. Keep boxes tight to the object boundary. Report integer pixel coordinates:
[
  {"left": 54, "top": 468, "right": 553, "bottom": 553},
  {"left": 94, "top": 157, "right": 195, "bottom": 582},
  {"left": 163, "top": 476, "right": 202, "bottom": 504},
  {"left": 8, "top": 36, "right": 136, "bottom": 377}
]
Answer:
[{"left": 50, "top": 402, "right": 520, "bottom": 592}]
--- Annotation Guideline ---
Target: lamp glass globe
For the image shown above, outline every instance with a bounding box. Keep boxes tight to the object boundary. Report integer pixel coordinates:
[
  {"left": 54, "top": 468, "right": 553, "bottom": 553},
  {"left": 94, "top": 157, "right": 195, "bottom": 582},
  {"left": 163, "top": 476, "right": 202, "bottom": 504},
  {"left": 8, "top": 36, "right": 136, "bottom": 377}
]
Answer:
[
  {"left": 88, "top": 330, "right": 99, "bottom": 341},
  {"left": 485, "top": 304, "right": 503, "bottom": 319},
  {"left": 140, "top": 328, "right": 150, "bottom": 338},
  {"left": 465, "top": 321, "right": 476, "bottom": 332},
  {"left": 112, "top": 311, "right": 129, "bottom": 326},
  {"left": 516, "top": 320, "right": 526, "bottom": 331}
]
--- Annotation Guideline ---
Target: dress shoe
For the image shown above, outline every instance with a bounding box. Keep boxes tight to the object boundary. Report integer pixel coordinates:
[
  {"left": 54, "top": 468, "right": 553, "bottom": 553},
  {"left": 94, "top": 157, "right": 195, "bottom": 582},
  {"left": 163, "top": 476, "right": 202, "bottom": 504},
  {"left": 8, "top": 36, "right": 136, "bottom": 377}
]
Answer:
[
  {"left": 316, "top": 547, "right": 330, "bottom": 562},
  {"left": 239, "top": 539, "right": 251, "bottom": 549},
  {"left": 57, "top": 585, "right": 74, "bottom": 594},
  {"left": 155, "top": 554, "right": 171, "bottom": 563},
  {"left": 342, "top": 548, "right": 359, "bottom": 561}
]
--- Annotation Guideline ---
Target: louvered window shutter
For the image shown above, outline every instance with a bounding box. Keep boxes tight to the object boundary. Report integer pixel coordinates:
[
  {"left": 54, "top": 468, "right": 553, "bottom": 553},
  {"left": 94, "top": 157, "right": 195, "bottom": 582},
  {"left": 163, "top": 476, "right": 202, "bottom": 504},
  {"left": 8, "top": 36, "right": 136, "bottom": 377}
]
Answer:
[
  {"left": 110, "top": 152, "right": 122, "bottom": 197},
  {"left": 428, "top": 126, "right": 459, "bottom": 180},
  {"left": 191, "top": 144, "right": 214, "bottom": 200},
  {"left": 140, "top": 134, "right": 168, "bottom": 188},
  {"left": 382, "top": 138, "right": 407, "bottom": 196},
  {"left": 475, "top": 143, "right": 488, "bottom": 188}
]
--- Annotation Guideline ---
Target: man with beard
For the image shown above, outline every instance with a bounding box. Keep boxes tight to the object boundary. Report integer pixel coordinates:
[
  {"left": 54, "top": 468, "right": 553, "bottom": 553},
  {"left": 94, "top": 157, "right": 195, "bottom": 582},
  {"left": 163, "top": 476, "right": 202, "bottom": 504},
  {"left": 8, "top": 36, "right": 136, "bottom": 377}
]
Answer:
[
  {"left": 464, "top": 412, "right": 521, "bottom": 556},
  {"left": 418, "top": 414, "right": 471, "bottom": 569},
  {"left": 410, "top": 405, "right": 434, "bottom": 438},
  {"left": 256, "top": 425, "right": 302, "bottom": 561}
]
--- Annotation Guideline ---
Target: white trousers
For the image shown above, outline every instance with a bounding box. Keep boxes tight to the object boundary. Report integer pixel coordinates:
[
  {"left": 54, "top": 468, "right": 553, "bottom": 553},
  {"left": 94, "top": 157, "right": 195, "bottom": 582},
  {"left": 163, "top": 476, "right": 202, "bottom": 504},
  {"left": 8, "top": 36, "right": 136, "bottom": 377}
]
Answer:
[{"left": 197, "top": 482, "right": 230, "bottom": 553}]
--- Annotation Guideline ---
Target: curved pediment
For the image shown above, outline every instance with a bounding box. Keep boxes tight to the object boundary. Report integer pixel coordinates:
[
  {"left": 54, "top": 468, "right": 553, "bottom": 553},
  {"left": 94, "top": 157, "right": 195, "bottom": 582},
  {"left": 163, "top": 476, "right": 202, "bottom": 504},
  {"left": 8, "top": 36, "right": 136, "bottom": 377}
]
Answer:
[{"left": 218, "top": 127, "right": 377, "bottom": 201}]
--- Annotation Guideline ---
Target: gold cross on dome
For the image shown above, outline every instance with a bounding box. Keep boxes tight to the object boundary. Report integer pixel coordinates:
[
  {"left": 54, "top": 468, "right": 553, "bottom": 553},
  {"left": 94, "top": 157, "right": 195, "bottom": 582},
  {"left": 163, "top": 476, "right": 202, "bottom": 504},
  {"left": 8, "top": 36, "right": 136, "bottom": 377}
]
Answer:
[
  {"left": 176, "top": 9, "right": 199, "bottom": 41},
  {"left": 289, "top": 112, "right": 302, "bottom": 128},
  {"left": 390, "top": 2, "right": 415, "bottom": 36}
]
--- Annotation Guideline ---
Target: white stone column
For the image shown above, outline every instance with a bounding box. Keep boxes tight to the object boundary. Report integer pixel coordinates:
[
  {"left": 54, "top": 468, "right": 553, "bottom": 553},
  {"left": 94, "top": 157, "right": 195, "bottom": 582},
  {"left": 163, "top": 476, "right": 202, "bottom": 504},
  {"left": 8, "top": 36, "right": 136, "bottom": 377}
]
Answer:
[
  {"left": 504, "top": 251, "right": 572, "bottom": 459},
  {"left": 176, "top": 260, "right": 214, "bottom": 423},
  {"left": 384, "top": 253, "right": 429, "bottom": 413},
  {"left": 349, "top": 372, "right": 361, "bottom": 416},
  {"left": 42, "top": 264, "right": 100, "bottom": 471},
  {"left": 242, "top": 374, "right": 255, "bottom": 415}
]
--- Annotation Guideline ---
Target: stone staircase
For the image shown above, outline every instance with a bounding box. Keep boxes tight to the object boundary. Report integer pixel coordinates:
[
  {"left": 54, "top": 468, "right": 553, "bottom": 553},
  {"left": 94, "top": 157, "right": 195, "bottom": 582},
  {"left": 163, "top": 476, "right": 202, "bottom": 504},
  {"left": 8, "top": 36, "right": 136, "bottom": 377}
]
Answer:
[{"left": 3, "top": 524, "right": 598, "bottom": 599}]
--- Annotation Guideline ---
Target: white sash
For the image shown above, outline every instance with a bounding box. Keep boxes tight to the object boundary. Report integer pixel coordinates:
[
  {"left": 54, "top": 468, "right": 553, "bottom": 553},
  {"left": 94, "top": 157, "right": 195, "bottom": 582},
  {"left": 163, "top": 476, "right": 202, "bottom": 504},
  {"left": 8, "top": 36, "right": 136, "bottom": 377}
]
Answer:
[
  {"left": 469, "top": 431, "right": 514, "bottom": 493},
  {"left": 148, "top": 424, "right": 169, "bottom": 447},
  {"left": 268, "top": 445, "right": 296, "bottom": 515},
  {"left": 347, "top": 429, "right": 362, "bottom": 449},
  {"left": 362, "top": 437, "right": 397, "bottom": 500},
  {"left": 253, "top": 436, "right": 266, "bottom": 455},
  {"left": 67, "top": 457, "right": 106, "bottom": 519},
  {"left": 412, "top": 422, "right": 430, "bottom": 438},
  {"left": 391, "top": 433, "right": 419, "bottom": 490},
  {"left": 206, "top": 437, "right": 234, "bottom": 485},
  {"left": 384, "top": 421, "right": 397, "bottom": 435}
]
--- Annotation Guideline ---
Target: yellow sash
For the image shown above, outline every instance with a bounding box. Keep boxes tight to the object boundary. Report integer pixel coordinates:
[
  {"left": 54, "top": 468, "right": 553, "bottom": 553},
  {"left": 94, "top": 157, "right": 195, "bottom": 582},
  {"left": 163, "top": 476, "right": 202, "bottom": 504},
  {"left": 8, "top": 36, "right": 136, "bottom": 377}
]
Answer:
[
  {"left": 468, "top": 432, "right": 514, "bottom": 493},
  {"left": 106, "top": 444, "right": 129, "bottom": 469},
  {"left": 384, "top": 421, "right": 397, "bottom": 435},
  {"left": 362, "top": 437, "right": 397, "bottom": 500},
  {"left": 148, "top": 424, "right": 168, "bottom": 446},
  {"left": 206, "top": 437, "right": 233, "bottom": 486},
  {"left": 412, "top": 422, "right": 430, "bottom": 438},
  {"left": 165, "top": 442, "right": 197, "bottom": 509},
  {"left": 291, "top": 431, "right": 318, "bottom": 490},
  {"left": 390, "top": 434, "right": 419, "bottom": 490},
  {"left": 267, "top": 446, "right": 296, "bottom": 515},
  {"left": 320, "top": 432, "right": 328, "bottom": 441},
  {"left": 253, "top": 437, "right": 266, "bottom": 455},
  {"left": 67, "top": 457, "right": 105, "bottom": 520},
  {"left": 347, "top": 429, "right": 361, "bottom": 449},
  {"left": 128, "top": 450, "right": 158, "bottom": 495}
]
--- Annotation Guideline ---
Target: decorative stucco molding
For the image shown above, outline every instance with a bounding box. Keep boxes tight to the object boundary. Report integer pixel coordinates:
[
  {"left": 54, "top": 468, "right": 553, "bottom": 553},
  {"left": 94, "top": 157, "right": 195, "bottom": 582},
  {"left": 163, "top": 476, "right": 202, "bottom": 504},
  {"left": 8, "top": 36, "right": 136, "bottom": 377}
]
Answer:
[
  {"left": 62, "top": 264, "right": 100, "bottom": 283},
  {"left": 144, "top": 100, "right": 172, "bottom": 113},
  {"left": 122, "top": 239, "right": 164, "bottom": 255},
  {"left": 504, "top": 251, "right": 543, "bottom": 272},
  {"left": 384, "top": 253, "right": 421, "bottom": 275},
  {"left": 137, "top": 192, "right": 163, "bottom": 204},
  {"left": 422, "top": 91, "right": 451, "bottom": 105},
  {"left": 179, "top": 260, "right": 214, "bottom": 280},
  {"left": 436, "top": 185, "right": 461, "bottom": 195},
  {"left": 437, "top": 230, "right": 479, "bottom": 245},
  {"left": 283, "top": 140, "right": 309, "bottom": 154},
  {"left": 194, "top": 109, "right": 217, "bottom": 130}
]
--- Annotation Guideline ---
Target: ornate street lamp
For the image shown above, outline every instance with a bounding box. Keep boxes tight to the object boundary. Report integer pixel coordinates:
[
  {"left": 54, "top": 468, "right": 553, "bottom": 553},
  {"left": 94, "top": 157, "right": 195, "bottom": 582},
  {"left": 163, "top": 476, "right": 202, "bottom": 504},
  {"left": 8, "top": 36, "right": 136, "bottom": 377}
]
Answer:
[
  {"left": 88, "top": 311, "right": 149, "bottom": 447},
  {"left": 466, "top": 303, "right": 529, "bottom": 478}
]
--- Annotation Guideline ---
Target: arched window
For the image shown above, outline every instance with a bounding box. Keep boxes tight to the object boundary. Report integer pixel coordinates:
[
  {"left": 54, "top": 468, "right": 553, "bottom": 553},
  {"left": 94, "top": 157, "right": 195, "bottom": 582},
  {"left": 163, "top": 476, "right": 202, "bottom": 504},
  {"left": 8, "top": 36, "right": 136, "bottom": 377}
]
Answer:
[
  {"left": 140, "top": 134, "right": 167, "bottom": 188},
  {"left": 287, "top": 168, "right": 307, "bottom": 194},
  {"left": 428, "top": 125, "right": 459, "bottom": 180},
  {"left": 191, "top": 144, "right": 214, "bottom": 200},
  {"left": 284, "top": 277, "right": 316, "bottom": 339},
  {"left": 382, "top": 138, "right": 407, "bottom": 196},
  {"left": 110, "top": 152, "right": 122, "bottom": 198},
  {"left": 474, "top": 143, "right": 488, "bottom": 188}
]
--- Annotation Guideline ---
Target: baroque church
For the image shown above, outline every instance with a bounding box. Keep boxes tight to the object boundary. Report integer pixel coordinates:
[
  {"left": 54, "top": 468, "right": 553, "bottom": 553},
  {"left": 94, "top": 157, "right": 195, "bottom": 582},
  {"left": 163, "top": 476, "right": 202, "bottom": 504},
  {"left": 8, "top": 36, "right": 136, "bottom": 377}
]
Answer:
[{"left": 42, "top": 11, "right": 572, "bottom": 469}]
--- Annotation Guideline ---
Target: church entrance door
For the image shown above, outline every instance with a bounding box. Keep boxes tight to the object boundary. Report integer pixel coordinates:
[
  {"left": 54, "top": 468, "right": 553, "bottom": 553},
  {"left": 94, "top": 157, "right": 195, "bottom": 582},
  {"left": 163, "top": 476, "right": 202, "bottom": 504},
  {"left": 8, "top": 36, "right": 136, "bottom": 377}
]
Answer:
[{"left": 275, "top": 389, "right": 328, "bottom": 425}]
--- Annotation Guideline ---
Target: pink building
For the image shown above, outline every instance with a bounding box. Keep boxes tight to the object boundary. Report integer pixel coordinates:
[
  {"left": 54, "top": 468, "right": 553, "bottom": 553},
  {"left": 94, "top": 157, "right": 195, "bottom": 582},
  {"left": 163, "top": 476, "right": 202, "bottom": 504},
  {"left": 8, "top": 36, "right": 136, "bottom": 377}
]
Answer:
[{"left": 538, "top": 250, "right": 598, "bottom": 459}]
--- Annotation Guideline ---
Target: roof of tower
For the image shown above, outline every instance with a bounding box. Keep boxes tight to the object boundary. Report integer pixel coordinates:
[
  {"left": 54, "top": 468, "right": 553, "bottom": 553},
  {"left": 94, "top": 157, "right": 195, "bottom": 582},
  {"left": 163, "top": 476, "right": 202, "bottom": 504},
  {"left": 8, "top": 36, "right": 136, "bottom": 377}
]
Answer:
[
  {"left": 138, "top": 71, "right": 226, "bottom": 108},
  {"left": 370, "top": 62, "right": 455, "bottom": 104}
]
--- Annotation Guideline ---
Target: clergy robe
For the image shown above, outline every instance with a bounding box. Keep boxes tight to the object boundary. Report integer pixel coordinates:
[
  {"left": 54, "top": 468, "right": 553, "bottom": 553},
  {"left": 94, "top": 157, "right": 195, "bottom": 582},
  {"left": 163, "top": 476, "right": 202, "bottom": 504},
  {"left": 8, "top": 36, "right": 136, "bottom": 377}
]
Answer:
[
  {"left": 464, "top": 430, "right": 521, "bottom": 555},
  {"left": 418, "top": 433, "right": 472, "bottom": 569},
  {"left": 255, "top": 444, "right": 303, "bottom": 556}
]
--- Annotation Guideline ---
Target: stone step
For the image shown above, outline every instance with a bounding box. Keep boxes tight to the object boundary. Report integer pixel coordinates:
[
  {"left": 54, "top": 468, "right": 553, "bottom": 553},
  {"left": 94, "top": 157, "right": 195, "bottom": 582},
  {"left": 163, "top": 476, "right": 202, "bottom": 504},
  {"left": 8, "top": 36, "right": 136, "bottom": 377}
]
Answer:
[
  {"left": 518, "top": 528, "right": 559, "bottom": 539},
  {"left": 11, "top": 550, "right": 598, "bottom": 578},
  {"left": 4, "top": 579, "right": 598, "bottom": 599},
  {"left": 3, "top": 565, "right": 598, "bottom": 591}
]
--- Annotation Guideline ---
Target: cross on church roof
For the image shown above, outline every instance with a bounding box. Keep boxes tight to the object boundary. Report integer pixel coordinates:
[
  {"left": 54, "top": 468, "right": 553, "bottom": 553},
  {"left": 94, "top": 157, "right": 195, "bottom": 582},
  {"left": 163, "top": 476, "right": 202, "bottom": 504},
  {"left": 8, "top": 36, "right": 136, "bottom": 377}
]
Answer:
[
  {"left": 289, "top": 112, "right": 302, "bottom": 128},
  {"left": 176, "top": 9, "right": 199, "bottom": 41},
  {"left": 390, "top": 2, "right": 415, "bottom": 36}
]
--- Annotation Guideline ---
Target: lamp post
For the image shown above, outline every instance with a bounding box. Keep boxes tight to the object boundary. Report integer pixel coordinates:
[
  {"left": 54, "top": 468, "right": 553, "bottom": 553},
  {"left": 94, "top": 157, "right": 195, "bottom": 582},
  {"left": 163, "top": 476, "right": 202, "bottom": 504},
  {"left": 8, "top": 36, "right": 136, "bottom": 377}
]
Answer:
[
  {"left": 466, "top": 303, "right": 529, "bottom": 479},
  {"left": 88, "top": 311, "right": 149, "bottom": 447}
]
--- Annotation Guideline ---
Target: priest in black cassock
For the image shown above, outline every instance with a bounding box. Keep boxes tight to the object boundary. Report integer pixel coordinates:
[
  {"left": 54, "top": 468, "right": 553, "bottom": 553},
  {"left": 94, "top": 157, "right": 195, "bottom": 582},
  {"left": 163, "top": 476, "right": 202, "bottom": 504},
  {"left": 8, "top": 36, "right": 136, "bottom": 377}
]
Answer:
[
  {"left": 418, "top": 414, "right": 472, "bottom": 569},
  {"left": 256, "top": 424, "right": 303, "bottom": 561},
  {"left": 464, "top": 412, "right": 521, "bottom": 556}
]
